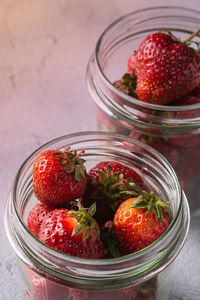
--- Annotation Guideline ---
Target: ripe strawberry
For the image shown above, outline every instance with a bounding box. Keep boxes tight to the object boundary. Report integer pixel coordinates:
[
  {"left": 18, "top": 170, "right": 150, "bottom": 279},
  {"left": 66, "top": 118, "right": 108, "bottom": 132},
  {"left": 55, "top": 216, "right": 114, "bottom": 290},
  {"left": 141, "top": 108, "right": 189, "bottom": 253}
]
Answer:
[
  {"left": 27, "top": 203, "right": 54, "bottom": 237},
  {"left": 135, "top": 31, "right": 200, "bottom": 104},
  {"left": 88, "top": 161, "right": 143, "bottom": 184},
  {"left": 128, "top": 51, "right": 137, "bottom": 74},
  {"left": 82, "top": 161, "right": 143, "bottom": 223},
  {"left": 113, "top": 191, "right": 172, "bottom": 254},
  {"left": 38, "top": 204, "right": 104, "bottom": 259},
  {"left": 33, "top": 147, "right": 87, "bottom": 206}
]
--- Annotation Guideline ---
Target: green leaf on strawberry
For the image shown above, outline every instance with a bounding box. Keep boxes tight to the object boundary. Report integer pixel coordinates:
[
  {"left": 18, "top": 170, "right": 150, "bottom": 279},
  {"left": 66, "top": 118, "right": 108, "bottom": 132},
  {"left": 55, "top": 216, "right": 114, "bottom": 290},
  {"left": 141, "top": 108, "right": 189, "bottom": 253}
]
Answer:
[{"left": 33, "top": 147, "right": 87, "bottom": 206}]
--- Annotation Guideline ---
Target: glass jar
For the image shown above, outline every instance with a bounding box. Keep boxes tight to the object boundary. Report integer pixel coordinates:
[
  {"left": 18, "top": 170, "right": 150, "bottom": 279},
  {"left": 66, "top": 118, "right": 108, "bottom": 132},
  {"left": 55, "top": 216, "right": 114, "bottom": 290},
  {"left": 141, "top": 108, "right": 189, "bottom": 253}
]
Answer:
[
  {"left": 4, "top": 131, "right": 189, "bottom": 300},
  {"left": 86, "top": 7, "right": 200, "bottom": 213}
]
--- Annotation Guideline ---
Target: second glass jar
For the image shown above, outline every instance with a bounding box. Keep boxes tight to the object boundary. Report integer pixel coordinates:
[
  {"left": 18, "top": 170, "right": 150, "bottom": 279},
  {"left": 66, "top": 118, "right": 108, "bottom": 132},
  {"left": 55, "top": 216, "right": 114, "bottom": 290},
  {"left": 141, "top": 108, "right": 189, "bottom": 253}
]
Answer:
[{"left": 86, "top": 6, "right": 200, "bottom": 212}]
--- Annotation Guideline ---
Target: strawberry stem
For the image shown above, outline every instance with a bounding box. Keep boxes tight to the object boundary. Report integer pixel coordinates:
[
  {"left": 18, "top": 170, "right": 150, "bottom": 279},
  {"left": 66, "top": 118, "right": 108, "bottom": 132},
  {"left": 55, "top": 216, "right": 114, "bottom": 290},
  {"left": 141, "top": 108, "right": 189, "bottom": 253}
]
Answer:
[
  {"left": 67, "top": 204, "right": 99, "bottom": 241},
  {"left": 131, "top": 187, "right": 172, "bottom": 221},
  {"left": 184, "top": 28, "right": 200, "bottom": 43},
  {"left": 90, "top": 167, "right": 140, "bottom": 211}
]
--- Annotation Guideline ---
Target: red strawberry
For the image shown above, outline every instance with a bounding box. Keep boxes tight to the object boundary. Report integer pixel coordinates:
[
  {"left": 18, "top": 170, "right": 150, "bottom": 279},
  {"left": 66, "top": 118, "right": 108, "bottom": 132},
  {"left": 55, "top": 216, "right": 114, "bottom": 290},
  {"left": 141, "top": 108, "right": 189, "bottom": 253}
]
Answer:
[
  {"left": 38, "top": 204, "right": 104, "bottom": 259},
  {"left": 88, "top": 161, "right": 143, "bottom": 183},
  {"left": 82, "top": 161, "right": 143, "bottom": 223},
  {"left": 27, "top": 203, "right": 54, "bottom": 237},
  {"left": 33, "top": 147, "right": 87, "bottom": 206},
  {"left": 113, "top": 191, "right": 171, "bottom": 254},
  {"left": 25, "top": 267, "right": 69, "bottom": 300},
  {"left": 128, "top": 51, "right": 137, "bottom": 74},
  {"left": 135, "top": 31, "right": 200, "bottom": 104}
]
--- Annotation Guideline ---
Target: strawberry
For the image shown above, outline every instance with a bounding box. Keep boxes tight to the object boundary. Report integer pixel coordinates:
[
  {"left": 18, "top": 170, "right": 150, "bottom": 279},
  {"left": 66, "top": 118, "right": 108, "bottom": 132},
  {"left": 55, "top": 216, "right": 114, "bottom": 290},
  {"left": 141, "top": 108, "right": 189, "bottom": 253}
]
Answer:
[
  {"left": 88, "top": 161, "right": 143, "bottom": 185},
  {"left": 128, "top": 51, "right": 137, "bottom": 74},
  {"left": 38, "top": 204, "right": 104, "bottom": 259},
  {"left": 113, "top": 189, "right": 172, "bottom": 254},
  {"left": 82, "top": 161, "right": 143, "bottom": 223},
  {"left": 27, "top": 203, "right": 54, "bottom": 237},
  {"left": 135, "top": 30, "right": 200, "bottom": 104},
  {"left": 33, "top": 147, "right": 87, "bottom": 206}
]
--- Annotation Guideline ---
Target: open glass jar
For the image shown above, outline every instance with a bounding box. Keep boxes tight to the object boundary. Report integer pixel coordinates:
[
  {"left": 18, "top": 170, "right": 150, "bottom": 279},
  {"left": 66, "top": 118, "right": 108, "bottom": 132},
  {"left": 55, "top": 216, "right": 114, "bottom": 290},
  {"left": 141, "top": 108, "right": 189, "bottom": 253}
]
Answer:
[
  {"left": 86, "top": 7, "right": 200, "bottom": 212},
  {"left": 4, "top": 131, "right": 189, "bottom": 300}
]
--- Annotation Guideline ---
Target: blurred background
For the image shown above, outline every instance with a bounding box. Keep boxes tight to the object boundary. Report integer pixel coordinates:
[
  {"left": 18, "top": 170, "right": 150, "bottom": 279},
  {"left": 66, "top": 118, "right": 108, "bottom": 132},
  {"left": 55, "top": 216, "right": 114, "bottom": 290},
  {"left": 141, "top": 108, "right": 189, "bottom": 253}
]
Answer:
[{"left": 0, "top": 0, "right": 199, "bottom": 299}]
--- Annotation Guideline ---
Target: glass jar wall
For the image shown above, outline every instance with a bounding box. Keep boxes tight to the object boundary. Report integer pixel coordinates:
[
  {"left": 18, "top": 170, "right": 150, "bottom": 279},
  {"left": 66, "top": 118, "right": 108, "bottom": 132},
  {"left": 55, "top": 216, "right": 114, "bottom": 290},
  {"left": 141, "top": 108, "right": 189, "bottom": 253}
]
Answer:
[
  {"left": 86, "top": 7, "right": 200, "bottom": 213},
  {"left": 4, "top": 132, "right": 189, "bottom": 300}
]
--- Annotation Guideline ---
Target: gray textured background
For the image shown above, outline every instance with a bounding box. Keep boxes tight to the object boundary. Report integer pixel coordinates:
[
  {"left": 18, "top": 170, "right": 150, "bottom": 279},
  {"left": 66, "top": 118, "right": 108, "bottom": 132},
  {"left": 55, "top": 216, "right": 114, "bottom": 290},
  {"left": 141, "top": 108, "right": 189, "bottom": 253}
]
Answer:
[{"left": 1, "top": 0, "right": 200, "bottom": 299}]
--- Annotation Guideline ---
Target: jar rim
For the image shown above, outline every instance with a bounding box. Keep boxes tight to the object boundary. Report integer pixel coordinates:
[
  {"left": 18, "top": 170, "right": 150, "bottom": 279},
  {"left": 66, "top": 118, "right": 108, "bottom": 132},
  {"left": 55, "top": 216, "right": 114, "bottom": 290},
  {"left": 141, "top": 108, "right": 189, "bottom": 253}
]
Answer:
[
  {"left": 4, "top": 131, "right": 190, "bottom": 288},
  {"left": 93, "top": 6, "right": 200, "bottom": 113}
]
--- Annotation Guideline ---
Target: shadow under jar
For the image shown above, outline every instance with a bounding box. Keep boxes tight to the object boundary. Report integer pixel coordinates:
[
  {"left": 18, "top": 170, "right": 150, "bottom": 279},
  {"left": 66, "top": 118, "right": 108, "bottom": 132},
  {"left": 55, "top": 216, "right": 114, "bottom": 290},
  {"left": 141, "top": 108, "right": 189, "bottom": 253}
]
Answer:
[
  {"left": 4, "top": 132, "right": 189, "bottom": 300},
  {"left": 86, "top": 6, "right": 200, "bottom": 213}
]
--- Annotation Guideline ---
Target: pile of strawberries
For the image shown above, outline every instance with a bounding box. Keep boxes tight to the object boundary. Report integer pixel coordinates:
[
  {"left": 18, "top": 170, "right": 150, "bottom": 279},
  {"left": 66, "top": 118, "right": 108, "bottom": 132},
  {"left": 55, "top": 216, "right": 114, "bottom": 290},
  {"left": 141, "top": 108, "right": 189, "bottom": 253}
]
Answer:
[{"left": 27, "top": 146, "right": 172, "bottom": 300}]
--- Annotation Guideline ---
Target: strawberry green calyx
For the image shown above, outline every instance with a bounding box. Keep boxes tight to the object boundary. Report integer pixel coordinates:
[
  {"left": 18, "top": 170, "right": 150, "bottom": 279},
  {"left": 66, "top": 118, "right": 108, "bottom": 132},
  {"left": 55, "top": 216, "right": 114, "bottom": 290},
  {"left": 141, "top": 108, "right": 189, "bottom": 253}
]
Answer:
[
  {"left": 114, "top": 73, "right": 138, "bottom": 97},
  {"left": 53, "top": 146, "right": 86, "bottom": 181},
  {"left": 67, "top": 203, "right": 100, "bottom": 241},
  {"left": 91, "top": 166, "right": 140, "bottom": 211},
  {"left": 131, "top": 184, "right": 172, "bottom": 221}
]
